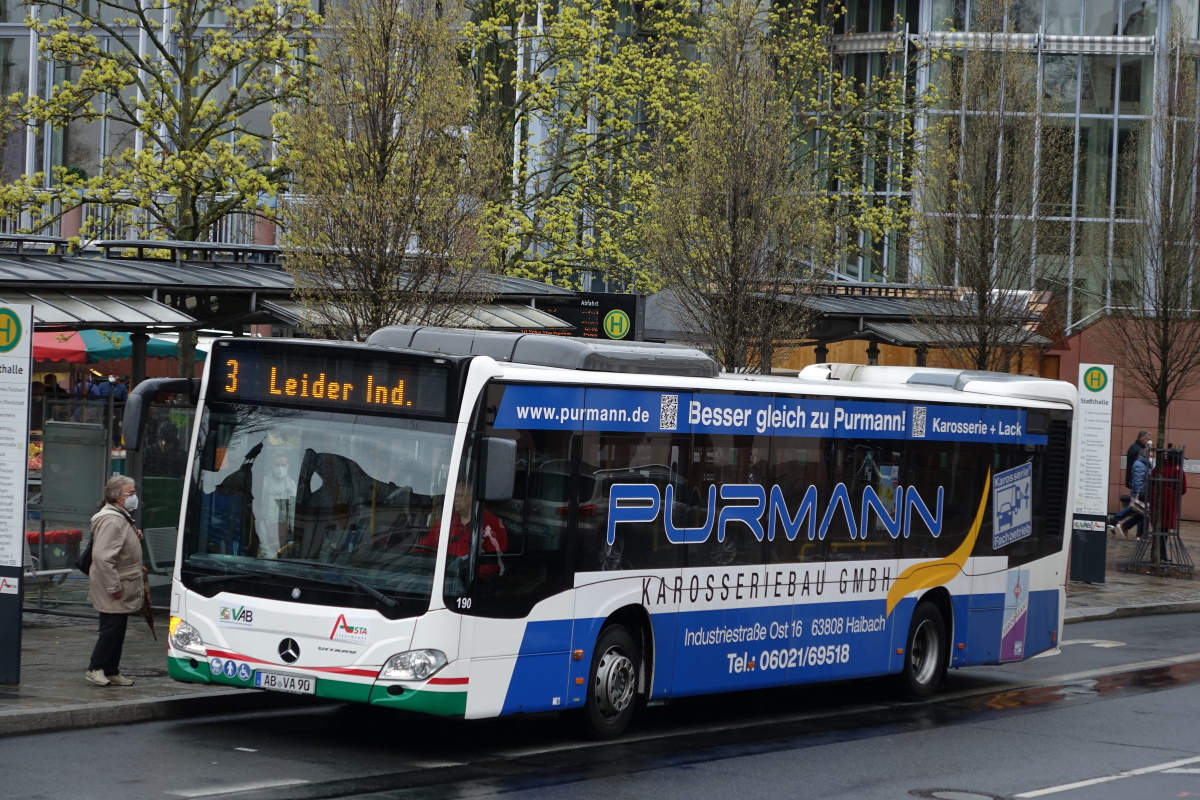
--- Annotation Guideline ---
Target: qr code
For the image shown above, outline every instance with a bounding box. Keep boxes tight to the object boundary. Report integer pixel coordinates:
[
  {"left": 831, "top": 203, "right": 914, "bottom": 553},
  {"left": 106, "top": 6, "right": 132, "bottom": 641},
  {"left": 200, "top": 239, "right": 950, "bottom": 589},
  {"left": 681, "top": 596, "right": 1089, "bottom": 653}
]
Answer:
[
  {"left": 912, "top": 406, "right": 926, "bottom": 438},
  {"left": 660, "top": 394, "right": 679, "bottom": 430}
]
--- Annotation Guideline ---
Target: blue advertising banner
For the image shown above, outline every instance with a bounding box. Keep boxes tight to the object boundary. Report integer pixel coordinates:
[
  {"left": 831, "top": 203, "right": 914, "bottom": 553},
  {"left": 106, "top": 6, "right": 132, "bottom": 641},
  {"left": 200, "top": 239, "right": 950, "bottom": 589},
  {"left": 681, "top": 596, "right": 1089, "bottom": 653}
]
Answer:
[{"left": 494, "top": 384, "right": 1047, "bottom": 445}]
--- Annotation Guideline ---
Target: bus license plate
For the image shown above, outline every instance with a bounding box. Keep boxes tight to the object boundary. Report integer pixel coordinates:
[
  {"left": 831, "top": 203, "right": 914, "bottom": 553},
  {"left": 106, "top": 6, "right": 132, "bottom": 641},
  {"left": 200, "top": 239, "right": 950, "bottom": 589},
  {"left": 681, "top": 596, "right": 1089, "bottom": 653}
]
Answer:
[{"left": 254, "top": 670, "right": 315, "bottom": 694}]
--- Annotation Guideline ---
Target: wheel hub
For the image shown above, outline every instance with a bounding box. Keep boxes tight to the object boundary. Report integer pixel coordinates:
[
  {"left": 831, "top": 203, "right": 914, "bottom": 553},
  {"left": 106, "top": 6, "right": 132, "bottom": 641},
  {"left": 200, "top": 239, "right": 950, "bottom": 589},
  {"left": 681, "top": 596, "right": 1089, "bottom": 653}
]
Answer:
[
  {"left": 594, "top": 647, "right": 635, "bottom": 717},
  {"left": 911, "top": 619, "right": 940, "bottom": 686}
]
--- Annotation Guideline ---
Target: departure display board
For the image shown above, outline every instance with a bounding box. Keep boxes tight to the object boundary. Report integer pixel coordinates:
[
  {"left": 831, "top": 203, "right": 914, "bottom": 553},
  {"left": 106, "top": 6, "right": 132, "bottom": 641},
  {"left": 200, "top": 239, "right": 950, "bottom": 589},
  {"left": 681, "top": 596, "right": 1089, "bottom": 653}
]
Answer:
[
  {"left": 211, "top": 342, "right": 452, "bottom": 417},
  {"left": 532, "top": 292, "right": 644, "bottom": 340}
]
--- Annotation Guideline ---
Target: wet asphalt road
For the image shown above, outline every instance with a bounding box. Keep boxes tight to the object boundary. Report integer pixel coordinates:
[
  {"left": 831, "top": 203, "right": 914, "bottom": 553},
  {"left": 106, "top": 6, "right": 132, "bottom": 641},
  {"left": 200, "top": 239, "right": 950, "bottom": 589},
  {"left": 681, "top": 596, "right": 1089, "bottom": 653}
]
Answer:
[{"left": 7, "top": 613, "right": 1200, "bottom": 800}]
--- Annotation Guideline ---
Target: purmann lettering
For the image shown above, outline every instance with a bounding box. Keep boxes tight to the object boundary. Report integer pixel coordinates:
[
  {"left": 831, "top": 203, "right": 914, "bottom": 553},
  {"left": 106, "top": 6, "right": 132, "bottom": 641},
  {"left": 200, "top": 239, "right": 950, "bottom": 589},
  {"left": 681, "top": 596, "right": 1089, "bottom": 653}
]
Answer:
[
  {"left": 833, "top": 407, "right": 906, "bottom": 432},
  {"left": 609, "top": 481, "right": 944, "bottom": 546}
]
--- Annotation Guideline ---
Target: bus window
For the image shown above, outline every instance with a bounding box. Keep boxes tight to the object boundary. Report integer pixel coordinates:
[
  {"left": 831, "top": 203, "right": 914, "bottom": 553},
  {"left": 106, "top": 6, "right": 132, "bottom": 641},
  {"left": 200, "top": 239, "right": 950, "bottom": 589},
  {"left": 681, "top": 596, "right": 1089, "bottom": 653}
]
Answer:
[
  {"left": 579, "top": 433, "right": 686, "bottom": 572},
  {"left": 685, "top": 433, "right": 768, "bottom": 567},
  {"left": 766, "top": 439, "right": 828, "bottom": 564}
]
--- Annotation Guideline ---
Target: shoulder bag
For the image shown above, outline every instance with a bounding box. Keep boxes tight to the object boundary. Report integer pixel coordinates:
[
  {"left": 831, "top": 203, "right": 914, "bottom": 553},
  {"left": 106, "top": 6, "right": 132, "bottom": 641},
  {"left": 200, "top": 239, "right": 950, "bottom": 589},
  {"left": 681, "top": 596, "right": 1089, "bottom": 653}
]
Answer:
[{"left": 75, "top": 537, "right": 93, "bottom": 574}]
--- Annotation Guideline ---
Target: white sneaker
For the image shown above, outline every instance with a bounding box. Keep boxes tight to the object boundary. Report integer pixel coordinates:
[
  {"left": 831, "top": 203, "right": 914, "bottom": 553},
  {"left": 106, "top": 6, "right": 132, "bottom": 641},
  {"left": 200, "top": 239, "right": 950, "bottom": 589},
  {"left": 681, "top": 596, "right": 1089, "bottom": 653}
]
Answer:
[
  {"left": 84, "top": 669, "right": 110, "bottom": 686},
  {"left": 105, "top": 674, "right": 134, "bottom": 686}
]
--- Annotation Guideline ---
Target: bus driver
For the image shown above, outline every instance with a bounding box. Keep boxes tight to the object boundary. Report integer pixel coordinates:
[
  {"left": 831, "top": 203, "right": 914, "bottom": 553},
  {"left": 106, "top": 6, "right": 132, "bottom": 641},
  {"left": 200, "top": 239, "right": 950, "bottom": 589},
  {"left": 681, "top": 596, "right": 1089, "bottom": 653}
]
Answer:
[{"left": 416, "top": 484, "right": 507, "bottom": 580}]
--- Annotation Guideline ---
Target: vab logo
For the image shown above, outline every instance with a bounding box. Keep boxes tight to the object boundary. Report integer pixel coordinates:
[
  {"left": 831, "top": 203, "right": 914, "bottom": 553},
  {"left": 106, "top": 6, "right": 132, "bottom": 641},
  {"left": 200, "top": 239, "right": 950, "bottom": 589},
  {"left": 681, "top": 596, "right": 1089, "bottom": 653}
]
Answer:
[
  {"left": 330, "top": 613, "right": 368, "bottom": 643},
  {"left": 219, "top": 606, "right": 254, "bottom": 625}
]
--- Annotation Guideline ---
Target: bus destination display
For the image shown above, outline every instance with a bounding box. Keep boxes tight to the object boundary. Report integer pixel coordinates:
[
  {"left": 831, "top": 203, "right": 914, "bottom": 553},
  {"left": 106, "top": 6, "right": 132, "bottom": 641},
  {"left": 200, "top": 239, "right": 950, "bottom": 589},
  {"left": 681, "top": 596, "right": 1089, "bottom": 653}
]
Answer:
[{"left": 214, "top": 346, "right": 449, "bottom": 416}]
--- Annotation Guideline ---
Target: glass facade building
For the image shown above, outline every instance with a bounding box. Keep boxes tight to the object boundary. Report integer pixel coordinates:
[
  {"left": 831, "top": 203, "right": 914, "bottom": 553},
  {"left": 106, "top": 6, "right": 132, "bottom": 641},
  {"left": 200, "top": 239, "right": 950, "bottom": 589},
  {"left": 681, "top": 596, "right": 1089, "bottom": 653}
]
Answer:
[{"left": 836, "top": 0, "right": 1200, "bottom": 330}]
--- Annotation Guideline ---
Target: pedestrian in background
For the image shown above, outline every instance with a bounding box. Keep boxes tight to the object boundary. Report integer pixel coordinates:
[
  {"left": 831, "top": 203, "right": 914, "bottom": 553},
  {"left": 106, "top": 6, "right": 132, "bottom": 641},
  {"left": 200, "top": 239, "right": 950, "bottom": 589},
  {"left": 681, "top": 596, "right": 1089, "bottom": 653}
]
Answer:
[
  {"left": 96, "top": 375, "right": 129, "bottom": 443},
  {"left": 1127, "top": 443, "right": 1155, "bottom": 540},
  {"left": 1111, "top": 437, "right": 1154, "bottom": 539},
  {"left": 42, "top": 373, "right": 67, "bottom": 398},
  {"left": 30, "top": 375, "right": 44, "bottom": 430},
  {"left": 1126, "top": 430, "right": 1151, "bottom": 489},
  {"left": 73, "top": 373, "right": 100, "bottom": 399},
  {"left": 96, "top": 374, "right": 128, "bottom": 401},
  {"left": 72, "top": 373, "right": 101, "bottom": 423},
  {"left": 85, "top": 474, "right": 145, "bottom": 687},
  {"left": 42, "top": 373, "right": 68, "bottom": 422}
]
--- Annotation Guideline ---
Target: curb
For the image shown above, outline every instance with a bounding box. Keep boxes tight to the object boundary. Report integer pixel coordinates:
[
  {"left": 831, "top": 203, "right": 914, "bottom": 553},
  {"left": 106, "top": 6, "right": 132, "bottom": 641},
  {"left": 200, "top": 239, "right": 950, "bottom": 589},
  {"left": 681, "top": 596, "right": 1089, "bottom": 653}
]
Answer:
[
  {"left": 1065, "top": 600, "right": 1200, "bottom": 623},
  {"left": 0, "top": 686, "right": 320, "bottom": 739}
]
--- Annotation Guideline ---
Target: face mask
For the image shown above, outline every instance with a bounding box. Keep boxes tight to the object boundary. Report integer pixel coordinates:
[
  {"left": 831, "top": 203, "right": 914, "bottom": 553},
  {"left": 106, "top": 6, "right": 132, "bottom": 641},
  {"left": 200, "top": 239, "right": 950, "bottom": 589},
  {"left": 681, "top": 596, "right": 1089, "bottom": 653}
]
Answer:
[
  {"left": 124, "top": 493, "right": 139, "bottom": 512},
  {"left": 109, "top": 376, "right": 117, "bottom": 383},
  {"left": 274, "top": 467, "right": 288, "bottom": 479}
]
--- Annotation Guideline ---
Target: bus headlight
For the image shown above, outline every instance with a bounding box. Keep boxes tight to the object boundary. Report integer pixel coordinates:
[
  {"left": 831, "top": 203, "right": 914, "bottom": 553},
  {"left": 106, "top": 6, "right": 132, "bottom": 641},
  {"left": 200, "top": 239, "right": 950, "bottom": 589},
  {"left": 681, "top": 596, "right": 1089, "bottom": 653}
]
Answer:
[
  {"left": 380, "top": 650, "right": 447, "bottom": 681},
  {"left": 168, "top": 616, "right": 206, "bottom": 655}
]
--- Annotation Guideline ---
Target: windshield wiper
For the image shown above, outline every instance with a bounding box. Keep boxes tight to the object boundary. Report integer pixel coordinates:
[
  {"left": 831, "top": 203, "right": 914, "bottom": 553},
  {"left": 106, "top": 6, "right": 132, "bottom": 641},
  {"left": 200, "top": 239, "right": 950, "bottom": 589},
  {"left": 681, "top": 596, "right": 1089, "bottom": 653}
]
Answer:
[
  {"left": 191, "top": 563, "right": 278, "bottom": 585},
  {"left": 273, "top": 558, "right": 399, "bottom": 609}
]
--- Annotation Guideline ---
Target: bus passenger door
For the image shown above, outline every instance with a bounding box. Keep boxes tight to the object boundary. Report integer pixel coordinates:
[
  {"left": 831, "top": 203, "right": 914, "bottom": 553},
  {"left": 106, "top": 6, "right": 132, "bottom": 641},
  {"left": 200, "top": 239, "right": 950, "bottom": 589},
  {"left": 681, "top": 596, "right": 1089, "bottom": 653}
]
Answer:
[{"left": 460, "top": 426, "right": 578, "bottom": 717}]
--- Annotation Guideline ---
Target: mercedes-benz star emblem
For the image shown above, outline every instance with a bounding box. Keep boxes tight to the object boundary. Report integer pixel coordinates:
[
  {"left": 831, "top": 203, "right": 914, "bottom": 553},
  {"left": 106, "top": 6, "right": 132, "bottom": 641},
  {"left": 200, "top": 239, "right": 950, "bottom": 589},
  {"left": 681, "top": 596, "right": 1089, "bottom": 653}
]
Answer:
[{"left": 278, "top": 638, "right": 300, "bottom": 664}]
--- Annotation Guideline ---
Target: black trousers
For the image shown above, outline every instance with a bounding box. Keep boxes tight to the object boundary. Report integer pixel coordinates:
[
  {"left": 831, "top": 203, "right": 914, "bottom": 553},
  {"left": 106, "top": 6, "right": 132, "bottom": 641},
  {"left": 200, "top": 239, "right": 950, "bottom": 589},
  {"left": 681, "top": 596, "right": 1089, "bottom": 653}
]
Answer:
[{"left": 88, "top": 612, "right": 131, "bottom": 675}]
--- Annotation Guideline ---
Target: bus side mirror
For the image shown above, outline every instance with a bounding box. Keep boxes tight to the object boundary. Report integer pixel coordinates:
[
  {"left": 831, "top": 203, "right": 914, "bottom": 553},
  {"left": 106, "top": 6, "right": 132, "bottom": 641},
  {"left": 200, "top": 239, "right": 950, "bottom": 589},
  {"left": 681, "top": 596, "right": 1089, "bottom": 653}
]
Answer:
[
  {"left": 123, "top": 377, "right": 201, "bottom": 451},
  {"left": 480, "top": 437, "right": 516, "bottom": 502}
]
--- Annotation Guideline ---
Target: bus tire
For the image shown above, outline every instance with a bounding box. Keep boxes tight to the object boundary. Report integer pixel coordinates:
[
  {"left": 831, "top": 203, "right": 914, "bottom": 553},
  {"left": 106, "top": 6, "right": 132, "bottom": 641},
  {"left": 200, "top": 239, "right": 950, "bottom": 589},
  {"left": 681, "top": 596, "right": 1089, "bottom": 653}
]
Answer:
[
  {"left": 896, "top": 601, "right": 946, "bottom": 701},
  {"left": 578, "top": 624, "right": 639, "bottom": 739}
]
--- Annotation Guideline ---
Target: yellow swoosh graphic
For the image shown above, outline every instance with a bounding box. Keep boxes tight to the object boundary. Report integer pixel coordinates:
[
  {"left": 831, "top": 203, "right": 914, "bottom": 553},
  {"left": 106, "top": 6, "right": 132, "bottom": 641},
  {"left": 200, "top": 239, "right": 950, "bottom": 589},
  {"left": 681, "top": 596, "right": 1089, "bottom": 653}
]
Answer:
[{"left": 885, "top": 468, "right": 991, "bottom": 617}]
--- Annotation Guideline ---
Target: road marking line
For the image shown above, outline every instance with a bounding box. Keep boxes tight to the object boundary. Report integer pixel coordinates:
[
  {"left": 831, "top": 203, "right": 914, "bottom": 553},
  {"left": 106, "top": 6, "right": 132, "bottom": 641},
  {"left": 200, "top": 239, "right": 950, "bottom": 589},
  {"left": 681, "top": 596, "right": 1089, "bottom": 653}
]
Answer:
[
  {"left": 170, "top": 778, "right": 309, "bottom": 797},
  {"left": 1014, "top": 755, "right": 1200, "bottom": 797},
  {"left": 1166, "top": 768, "right": 1200, "bottom": 773}
]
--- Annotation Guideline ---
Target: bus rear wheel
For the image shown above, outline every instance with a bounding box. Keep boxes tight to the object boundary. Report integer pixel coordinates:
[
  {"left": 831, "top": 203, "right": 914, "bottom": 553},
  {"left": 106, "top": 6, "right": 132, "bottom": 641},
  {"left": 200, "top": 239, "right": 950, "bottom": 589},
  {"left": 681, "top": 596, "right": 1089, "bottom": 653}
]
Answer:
[
  {"left": 896, "top": 601, "right": 946, "bottom": 701},
  {"left": 578, "top": 624, "right": 639, "bottom": 739}
]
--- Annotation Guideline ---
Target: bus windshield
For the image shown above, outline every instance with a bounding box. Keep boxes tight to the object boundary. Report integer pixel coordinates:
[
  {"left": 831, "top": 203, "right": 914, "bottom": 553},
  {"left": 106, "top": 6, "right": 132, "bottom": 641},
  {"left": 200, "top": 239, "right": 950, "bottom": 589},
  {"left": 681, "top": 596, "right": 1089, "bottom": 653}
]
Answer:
[{"left": 180, "top": 401, "right": 456, "bottom": 618}]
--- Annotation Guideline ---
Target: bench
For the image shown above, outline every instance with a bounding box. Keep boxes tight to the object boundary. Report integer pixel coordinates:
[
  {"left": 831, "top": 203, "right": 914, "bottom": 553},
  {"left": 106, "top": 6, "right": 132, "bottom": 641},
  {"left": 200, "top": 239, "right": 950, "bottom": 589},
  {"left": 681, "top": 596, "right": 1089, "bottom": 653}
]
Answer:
[{"left": 22, "top": 535, "right": 74, "bottom": 589}]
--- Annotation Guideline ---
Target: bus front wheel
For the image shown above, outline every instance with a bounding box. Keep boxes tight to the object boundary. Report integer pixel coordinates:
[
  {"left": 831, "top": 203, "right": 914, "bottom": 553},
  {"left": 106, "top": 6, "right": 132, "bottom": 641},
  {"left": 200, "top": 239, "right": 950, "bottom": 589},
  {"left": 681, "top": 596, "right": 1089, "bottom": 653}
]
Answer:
[
  {"left": 578, "top": 624, "right": 639, "bottom": 739},
  {"left": 897, "top": 601, "right": 947, "bottom": 700}
]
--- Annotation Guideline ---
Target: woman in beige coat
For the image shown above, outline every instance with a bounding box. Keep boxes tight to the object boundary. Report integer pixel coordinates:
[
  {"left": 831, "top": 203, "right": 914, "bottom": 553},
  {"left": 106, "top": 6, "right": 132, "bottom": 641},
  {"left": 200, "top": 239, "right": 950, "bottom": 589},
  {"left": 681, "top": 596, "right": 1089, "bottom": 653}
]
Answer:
[{"left": 85, "top": 475, "right": 145, "bottom": 686}]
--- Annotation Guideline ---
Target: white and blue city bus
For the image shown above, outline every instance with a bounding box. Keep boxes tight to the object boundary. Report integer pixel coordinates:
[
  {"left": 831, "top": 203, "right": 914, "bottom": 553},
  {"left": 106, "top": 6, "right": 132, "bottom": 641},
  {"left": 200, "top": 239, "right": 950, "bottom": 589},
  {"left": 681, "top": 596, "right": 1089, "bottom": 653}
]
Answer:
[{"left": 126, "top": 326, "right": 1076, "bottom": 739}]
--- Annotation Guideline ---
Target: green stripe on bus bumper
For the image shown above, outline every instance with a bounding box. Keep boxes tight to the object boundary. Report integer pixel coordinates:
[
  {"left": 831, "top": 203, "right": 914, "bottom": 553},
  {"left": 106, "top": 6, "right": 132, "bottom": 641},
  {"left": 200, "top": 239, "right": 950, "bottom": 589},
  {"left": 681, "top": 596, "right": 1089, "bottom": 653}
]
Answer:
[
  {"left": 169, "top": 655, "right": 211, "bottom": 682},
  {"left": 368, "top": 684, "right": 467, "bottom": 717},
  {"left": 169, "top": 656, "right": 460, "bottom": 712}
]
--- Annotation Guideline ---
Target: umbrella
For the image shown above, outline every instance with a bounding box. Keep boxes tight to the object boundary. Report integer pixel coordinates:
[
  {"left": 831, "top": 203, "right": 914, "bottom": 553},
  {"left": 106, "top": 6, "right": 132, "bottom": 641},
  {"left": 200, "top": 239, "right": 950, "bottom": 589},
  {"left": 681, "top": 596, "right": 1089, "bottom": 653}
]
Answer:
[
  {"left": 140, "top": 571, "right": 157, "bottom": 640},
  {"left": 33, "top": 330, "right": 201, "bottom": 364}
]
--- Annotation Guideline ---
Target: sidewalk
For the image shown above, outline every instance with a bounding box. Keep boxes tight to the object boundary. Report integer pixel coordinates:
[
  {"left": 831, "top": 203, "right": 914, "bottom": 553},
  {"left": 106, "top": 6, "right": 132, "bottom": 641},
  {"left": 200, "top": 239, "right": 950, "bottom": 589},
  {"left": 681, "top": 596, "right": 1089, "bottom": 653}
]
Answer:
[
  {"left": 1064, "top": 521, "right": 1200, "bottom": 621},
  {"left": 4, "top": 524, "right": 1200, "bottom": 739}
]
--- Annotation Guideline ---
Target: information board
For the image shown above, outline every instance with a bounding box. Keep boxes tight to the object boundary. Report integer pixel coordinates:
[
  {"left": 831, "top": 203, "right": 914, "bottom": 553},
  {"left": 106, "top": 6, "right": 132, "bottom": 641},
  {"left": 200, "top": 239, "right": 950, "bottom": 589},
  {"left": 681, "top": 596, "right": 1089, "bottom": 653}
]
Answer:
[
  {"left": 532, "top": 292, "right": 644, "bottom": 341},
  {"left": 0, "top": 305, "right": 32, "bottom": 569},
  {"left": 212, "top": 341, "right": 451, "bottom": 417},
  {"left": 1074, "top": 363, "right": 1114, "bottom": 517},
  {"left": 0, "top": 303, "right": 32, "bottom": 685}
]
